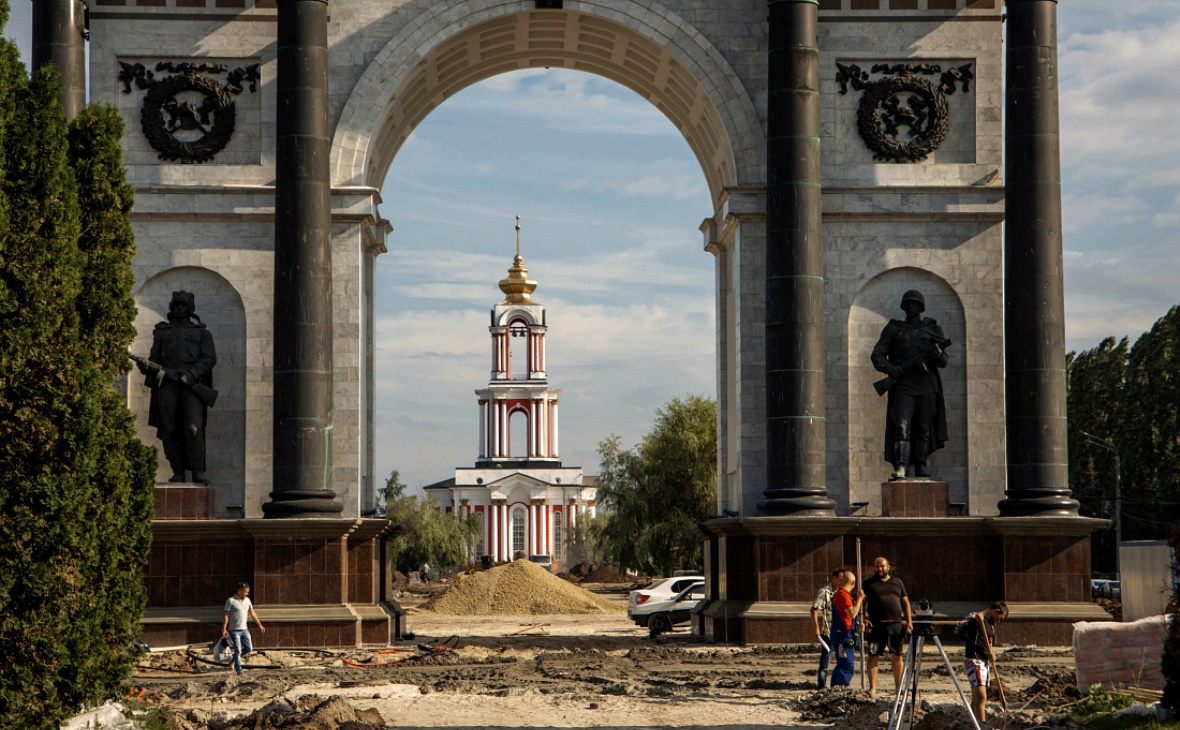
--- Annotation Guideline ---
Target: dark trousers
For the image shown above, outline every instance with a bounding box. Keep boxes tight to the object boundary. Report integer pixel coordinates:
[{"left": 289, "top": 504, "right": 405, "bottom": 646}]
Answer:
[
  {"left": 889, "top": 391, "right": 937, "bottom": 463},
  {"left": 817, "top": 637, "right": 832, "bottom": 689},
  {"left": 156, "top": 381, "right": 207, "bottom": 472},
  {"left": 830, "top": 618, "right": 855, "bottom": 686}
]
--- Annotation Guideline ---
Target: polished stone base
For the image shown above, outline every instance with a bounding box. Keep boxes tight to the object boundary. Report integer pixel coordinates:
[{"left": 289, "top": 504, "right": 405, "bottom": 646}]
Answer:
[
  {"left": 694, "top": 515, "right": 1110, "bottom": 646},
  {"left": 153, "top": 484, "right": 213, "bottom": 520},
  {"left": 140, "top": 518, "right": 405, "bottom": 648},
  {"left": 882, "top": 479, "right": 951, "bottom": 517}
]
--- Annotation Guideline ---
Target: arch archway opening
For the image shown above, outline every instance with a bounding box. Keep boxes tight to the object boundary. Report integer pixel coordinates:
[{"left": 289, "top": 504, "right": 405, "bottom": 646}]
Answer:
[{"left": 372, "top": 68, "right": 718, "bottom": 495}]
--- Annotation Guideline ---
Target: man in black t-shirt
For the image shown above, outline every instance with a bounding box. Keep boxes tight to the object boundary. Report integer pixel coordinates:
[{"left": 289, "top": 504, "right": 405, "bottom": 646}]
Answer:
[
  {"left": 959, "top": 601, "right": 1008, "bottom": 723},
  {"left": 862, "top": 556, "right": 912, "bottom": 697}
]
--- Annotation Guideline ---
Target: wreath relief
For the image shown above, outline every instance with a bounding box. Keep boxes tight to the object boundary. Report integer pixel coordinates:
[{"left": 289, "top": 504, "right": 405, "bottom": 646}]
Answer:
[
  {"left": 836, "top": 62, "right": 973, "bottom": 163},
  {"left": 118, "top": 61, "right": 261, "bottom": 164}
]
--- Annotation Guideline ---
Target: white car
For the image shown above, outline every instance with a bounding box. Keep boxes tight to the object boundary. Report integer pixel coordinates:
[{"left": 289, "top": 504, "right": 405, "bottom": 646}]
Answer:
[{"left": 627, "top": 578, "right": 706, "bottom": 634}]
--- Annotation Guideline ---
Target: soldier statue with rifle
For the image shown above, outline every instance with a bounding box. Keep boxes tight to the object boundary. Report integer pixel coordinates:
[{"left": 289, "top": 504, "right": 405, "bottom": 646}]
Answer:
[
  {"left": 133, "top": 290, "right": 218, "bottom": 485},
  {"left": 870, "top": 289, "right": 951, "bottom": 480}
]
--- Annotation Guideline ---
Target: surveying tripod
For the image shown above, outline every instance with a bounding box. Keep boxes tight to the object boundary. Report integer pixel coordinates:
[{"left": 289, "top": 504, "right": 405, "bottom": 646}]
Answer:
[{"left": 886, "top": 608, "right": 982, "bottom": 730}]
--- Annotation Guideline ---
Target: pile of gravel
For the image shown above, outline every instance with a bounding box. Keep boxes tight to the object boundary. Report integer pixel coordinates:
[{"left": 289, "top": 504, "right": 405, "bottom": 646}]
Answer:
[{"left": 419, "top": 559, "right": 625, "bottom": 615}]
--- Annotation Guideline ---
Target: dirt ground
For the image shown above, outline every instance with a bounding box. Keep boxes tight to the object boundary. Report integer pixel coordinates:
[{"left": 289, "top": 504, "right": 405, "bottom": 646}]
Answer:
[{"left": 130, "top": 584, "right": 1087, "bottom": 730}]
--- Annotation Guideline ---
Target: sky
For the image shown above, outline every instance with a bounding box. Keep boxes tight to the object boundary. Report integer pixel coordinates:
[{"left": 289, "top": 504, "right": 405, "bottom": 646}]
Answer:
[{"left": 5, "top": 2, "right": 1178, "bottom": 493}]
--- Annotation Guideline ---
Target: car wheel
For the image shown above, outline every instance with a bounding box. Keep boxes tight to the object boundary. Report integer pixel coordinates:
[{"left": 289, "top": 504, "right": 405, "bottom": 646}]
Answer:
[{"left": 648, "top": 613, "right": 672, "bottom": 635}]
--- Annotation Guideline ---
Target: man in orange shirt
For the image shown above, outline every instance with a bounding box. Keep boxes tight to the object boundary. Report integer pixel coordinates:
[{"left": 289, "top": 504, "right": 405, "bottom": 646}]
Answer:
[{"left": 829, "top": 571, "right": 864, "bottom": 687}]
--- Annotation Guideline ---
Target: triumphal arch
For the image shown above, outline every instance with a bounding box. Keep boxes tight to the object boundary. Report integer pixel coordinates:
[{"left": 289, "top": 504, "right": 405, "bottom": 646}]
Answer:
[{"left": 29, "top": 0, "right": 1105, "bottom": 644}]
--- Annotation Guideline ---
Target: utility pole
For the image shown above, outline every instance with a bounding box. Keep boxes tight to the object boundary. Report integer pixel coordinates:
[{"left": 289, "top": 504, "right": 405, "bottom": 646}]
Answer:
[{"left": 1082, "top": 431, "right": 1122, "bottom": 580}]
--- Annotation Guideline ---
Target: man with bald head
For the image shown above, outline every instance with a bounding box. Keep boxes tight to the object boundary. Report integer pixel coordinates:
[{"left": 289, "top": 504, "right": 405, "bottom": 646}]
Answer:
[{"left": 862, "top": 556, "right": 912, "bottom": 697}]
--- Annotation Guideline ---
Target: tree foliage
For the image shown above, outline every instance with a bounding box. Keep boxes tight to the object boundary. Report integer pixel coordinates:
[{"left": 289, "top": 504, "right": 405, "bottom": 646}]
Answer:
[
  {"left": 594, "top": 395, "right": 717, "bottom": 576},
  {"left": 1067, "top": 306, "right": 1180, "bottom": 574},
  {"left": 1163, "top": 525, "right": 1180, "bottom": 710},
  {"left": 381, "top": 470, "right": 481, "bottom": 575},
  {"left": 0, "top": 6, "right": 155, "bottom": 724}
]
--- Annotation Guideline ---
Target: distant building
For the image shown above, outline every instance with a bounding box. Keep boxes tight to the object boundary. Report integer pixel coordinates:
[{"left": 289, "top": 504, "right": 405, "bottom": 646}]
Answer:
[{"left": 425, "top": 221, "right": 596, "bottom": 569}]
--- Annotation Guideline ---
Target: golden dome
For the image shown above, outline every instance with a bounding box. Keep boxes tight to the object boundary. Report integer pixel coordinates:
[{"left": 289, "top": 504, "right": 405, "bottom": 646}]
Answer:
[{"left": 499, "top": 216, "right": 538, "bottom": 305}]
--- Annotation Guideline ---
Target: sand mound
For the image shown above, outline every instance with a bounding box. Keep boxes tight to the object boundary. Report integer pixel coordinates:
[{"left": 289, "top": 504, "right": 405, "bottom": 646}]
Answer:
[
  {"left": 419, "top": 559, "right": 625, "bottom": 615},
  {"left": 584, "top": 564, "right": 627, "bottom": 583}
]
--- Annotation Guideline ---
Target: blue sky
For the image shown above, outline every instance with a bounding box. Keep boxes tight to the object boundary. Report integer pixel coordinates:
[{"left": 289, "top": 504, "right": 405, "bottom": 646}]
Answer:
[{"left": 5, "top": 2, "right": 1178, "bottom": 492}]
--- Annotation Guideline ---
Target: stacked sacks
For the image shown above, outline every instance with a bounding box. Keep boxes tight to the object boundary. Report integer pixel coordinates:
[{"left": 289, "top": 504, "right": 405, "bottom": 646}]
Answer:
[{"left": 1073, "top": 615, "right": 1167, "bottom": 693}]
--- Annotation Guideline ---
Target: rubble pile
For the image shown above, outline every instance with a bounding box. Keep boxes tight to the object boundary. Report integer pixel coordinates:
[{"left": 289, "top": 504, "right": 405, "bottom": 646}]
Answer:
[
  {"left": 1009, "top": 668, "right": 1082, "bottom": 704},
  {"left": 790, "top": 687, "right": 879, "bottom": 723},
  {"left": 583, "top": 564, "right": 628, "bottom": 583},
  {"left": 419, "top": 559, "right": 624, "bottom": 615},
  {"left": 147, "top": 696, "right": 384, "bottom": 730}
]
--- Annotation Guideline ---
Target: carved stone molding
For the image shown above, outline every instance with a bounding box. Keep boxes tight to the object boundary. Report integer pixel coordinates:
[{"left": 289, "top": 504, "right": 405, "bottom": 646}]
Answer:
[
  {"left": 118, "top": 61, "right": 261, "bottom": 163},
  {"left": 835, "top": 61, "right": 974, "bottom": 163}
]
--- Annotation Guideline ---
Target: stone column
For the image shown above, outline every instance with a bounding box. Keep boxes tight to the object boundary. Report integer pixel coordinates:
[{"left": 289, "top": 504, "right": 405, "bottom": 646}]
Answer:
[
  {"left": 759, "top": 0, "right": 835, "bottom": 516},
  {"left": 31, "top": 0, "right": 86, "bottom": 118},
  {"left": 265, "top": 0, "right": 342, "bottom": 517},
  {"left": 999, "top": 0, "right": 1079, "bottom": 516}
]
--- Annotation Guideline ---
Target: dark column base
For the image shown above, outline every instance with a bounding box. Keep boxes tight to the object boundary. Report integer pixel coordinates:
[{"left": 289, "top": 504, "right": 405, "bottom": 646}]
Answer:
[
  {"left": 262, "top": 489, "right": 345, "bottom": 518},
  {"left": 695, "top": 515, "right": 1109, "bottom": 645},
  {"left": 142, "top": 518, "right": 403, "bottom": 648}
]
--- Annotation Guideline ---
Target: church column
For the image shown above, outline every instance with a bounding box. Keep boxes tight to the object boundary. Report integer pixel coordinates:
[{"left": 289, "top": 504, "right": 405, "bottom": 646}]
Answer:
[
  {"left": 530, "top": 400, "right": 539, "bottom": 457},
  {"left": 503, "top": 503, "right": 512, "bottom": 558},
  {"left": 489, "top": 503, "right": 499, "bottom": 561},
  {"left": 265, "top": 0, "right": 341, "bottom": 517},
  {"left": 489, "top": 400, "right": 499, "bottom": 458},
  {"left": 999, "top": 0, "right": 1079, "bottom": 516},
  {"left": 760, "top": 0, "right": 834, "bottom": 516},
  {"left": 551, "top": 401, "right": 559, "bottom": 458},
  {"left": 478, "top": 400, "right": 487, "bottom": 459},
  {"left": 528, "top": 502, "right": 537, "bottom": 554},
  {"left": 32, "top": 0, "right": 86, "bottom": 118}
]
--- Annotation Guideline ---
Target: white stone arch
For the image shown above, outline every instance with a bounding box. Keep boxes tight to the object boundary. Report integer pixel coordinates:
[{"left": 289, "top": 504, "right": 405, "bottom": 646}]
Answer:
[
  {"left": 846, "top": 268, "right": 968, "bottom": 514},
  {"left": 131, "top": 267, "right": 247, "bottom": 514},
  {"left": 330, "top": 0, "right": 764, "bottom": 206},
  {"left": 496, "top": 306, "right": 541, "bottom": 328}
]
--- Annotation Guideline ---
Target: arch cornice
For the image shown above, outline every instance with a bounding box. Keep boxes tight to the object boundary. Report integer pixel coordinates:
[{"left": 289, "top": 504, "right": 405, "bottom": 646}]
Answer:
[{"left": 330, "top": 0, "right": 763, "bottom": 207}]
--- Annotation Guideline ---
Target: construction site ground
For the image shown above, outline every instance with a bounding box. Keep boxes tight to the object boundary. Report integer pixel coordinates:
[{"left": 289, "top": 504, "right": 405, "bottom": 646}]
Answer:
[{"left": 129, "top": 580, "right": 1095, "bottom": 730}]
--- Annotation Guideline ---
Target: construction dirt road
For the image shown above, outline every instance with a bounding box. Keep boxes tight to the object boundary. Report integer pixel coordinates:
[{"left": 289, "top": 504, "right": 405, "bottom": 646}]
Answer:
[{"left": 130, "top": 577, "right": 1091, "bottom": 730}]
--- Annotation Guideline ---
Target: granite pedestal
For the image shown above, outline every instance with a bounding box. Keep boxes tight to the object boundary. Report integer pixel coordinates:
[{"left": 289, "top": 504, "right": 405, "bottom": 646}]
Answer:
[
  {"left": 694, "top": 516, "right": 1109, "bottom": 646},
  {"left": 140, "top": 517, "right": 404, "bottom": 648}
]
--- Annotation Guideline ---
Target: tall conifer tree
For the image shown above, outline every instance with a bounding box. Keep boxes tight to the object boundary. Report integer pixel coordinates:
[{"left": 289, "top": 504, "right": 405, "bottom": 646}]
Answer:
[{"left": 0, "top": 2, "right": 155, "bottom": 725}]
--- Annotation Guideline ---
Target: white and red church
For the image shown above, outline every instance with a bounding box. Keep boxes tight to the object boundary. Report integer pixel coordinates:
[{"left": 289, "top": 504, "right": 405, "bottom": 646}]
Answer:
[{"left": 424, "top": 222, "right": 596, "bottom": 569}]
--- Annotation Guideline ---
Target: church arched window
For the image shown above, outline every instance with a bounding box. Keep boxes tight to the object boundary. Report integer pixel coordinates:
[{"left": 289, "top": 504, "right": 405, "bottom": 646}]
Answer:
[
  {"left": 509, "top": 407, "right": 529, "bottom": 458},
  {"left": 511, "top": 506, "right": 527, "bottom": 557},
  {"left": 507, "top": 319, "right": 529, "bottom": 379},
  {"left": 552, "top": 509, "right": 563, "bottom": 561}
]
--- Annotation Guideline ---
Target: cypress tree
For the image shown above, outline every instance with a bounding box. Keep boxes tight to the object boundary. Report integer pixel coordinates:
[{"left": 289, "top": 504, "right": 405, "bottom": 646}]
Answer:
[
  {"left": 0, "top": 58, "right": 89, "bottom": 728},
  {"left": 66, "top": 104, "right": 156, "bottom": 705},
  {"left": 0, "top": 1, "right": 155, "bottom": 724}
]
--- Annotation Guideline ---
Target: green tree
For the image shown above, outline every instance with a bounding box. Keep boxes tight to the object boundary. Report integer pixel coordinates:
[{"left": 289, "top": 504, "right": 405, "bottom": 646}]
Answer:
[
  {"left": 381, "top": 470, "right": 481, "bottom": 576},
  {"left": 1067, "top": 306, "right": 1180, "bottom": 573},
  {"left": 565, "top": 515, "right": 607, "bottom": 567},
  {"left": 0, "top": 5, "right": 154, "bottom": 724},
  {"left": 594, "top": 395, "right": 717, "bottom": 576},
  {"left": 1121, "top": 306, "right": 1180, "bottom": 539},
  {"left": 1066, "top": 336, "right": 1129, "bottom": 575},
  {"left": 64, "top": 105, "right": 156, "bottom": 706}
]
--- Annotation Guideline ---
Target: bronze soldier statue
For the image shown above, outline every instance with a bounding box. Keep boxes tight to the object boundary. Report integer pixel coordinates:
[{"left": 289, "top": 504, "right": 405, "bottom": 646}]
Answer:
[
  {"left": 136, "top": 290, "right": 217, "bottom": 485},
  {"left": 870, "top": 290, "right": 951, "bottom": 480}
]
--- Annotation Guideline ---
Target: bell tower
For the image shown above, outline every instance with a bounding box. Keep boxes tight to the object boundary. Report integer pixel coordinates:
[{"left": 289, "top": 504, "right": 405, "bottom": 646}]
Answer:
[{"left": 476, "top": 217, "right": 561, "bottom": 466}]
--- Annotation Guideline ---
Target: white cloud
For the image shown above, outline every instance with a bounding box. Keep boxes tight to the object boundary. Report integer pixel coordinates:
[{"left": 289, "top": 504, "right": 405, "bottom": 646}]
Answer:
[
  {"left": 442, "top": 69, "right": 675, "bottom": 137},
  {"left": 1061, "top": 193, "right": 1150, "bottom": 234}
]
